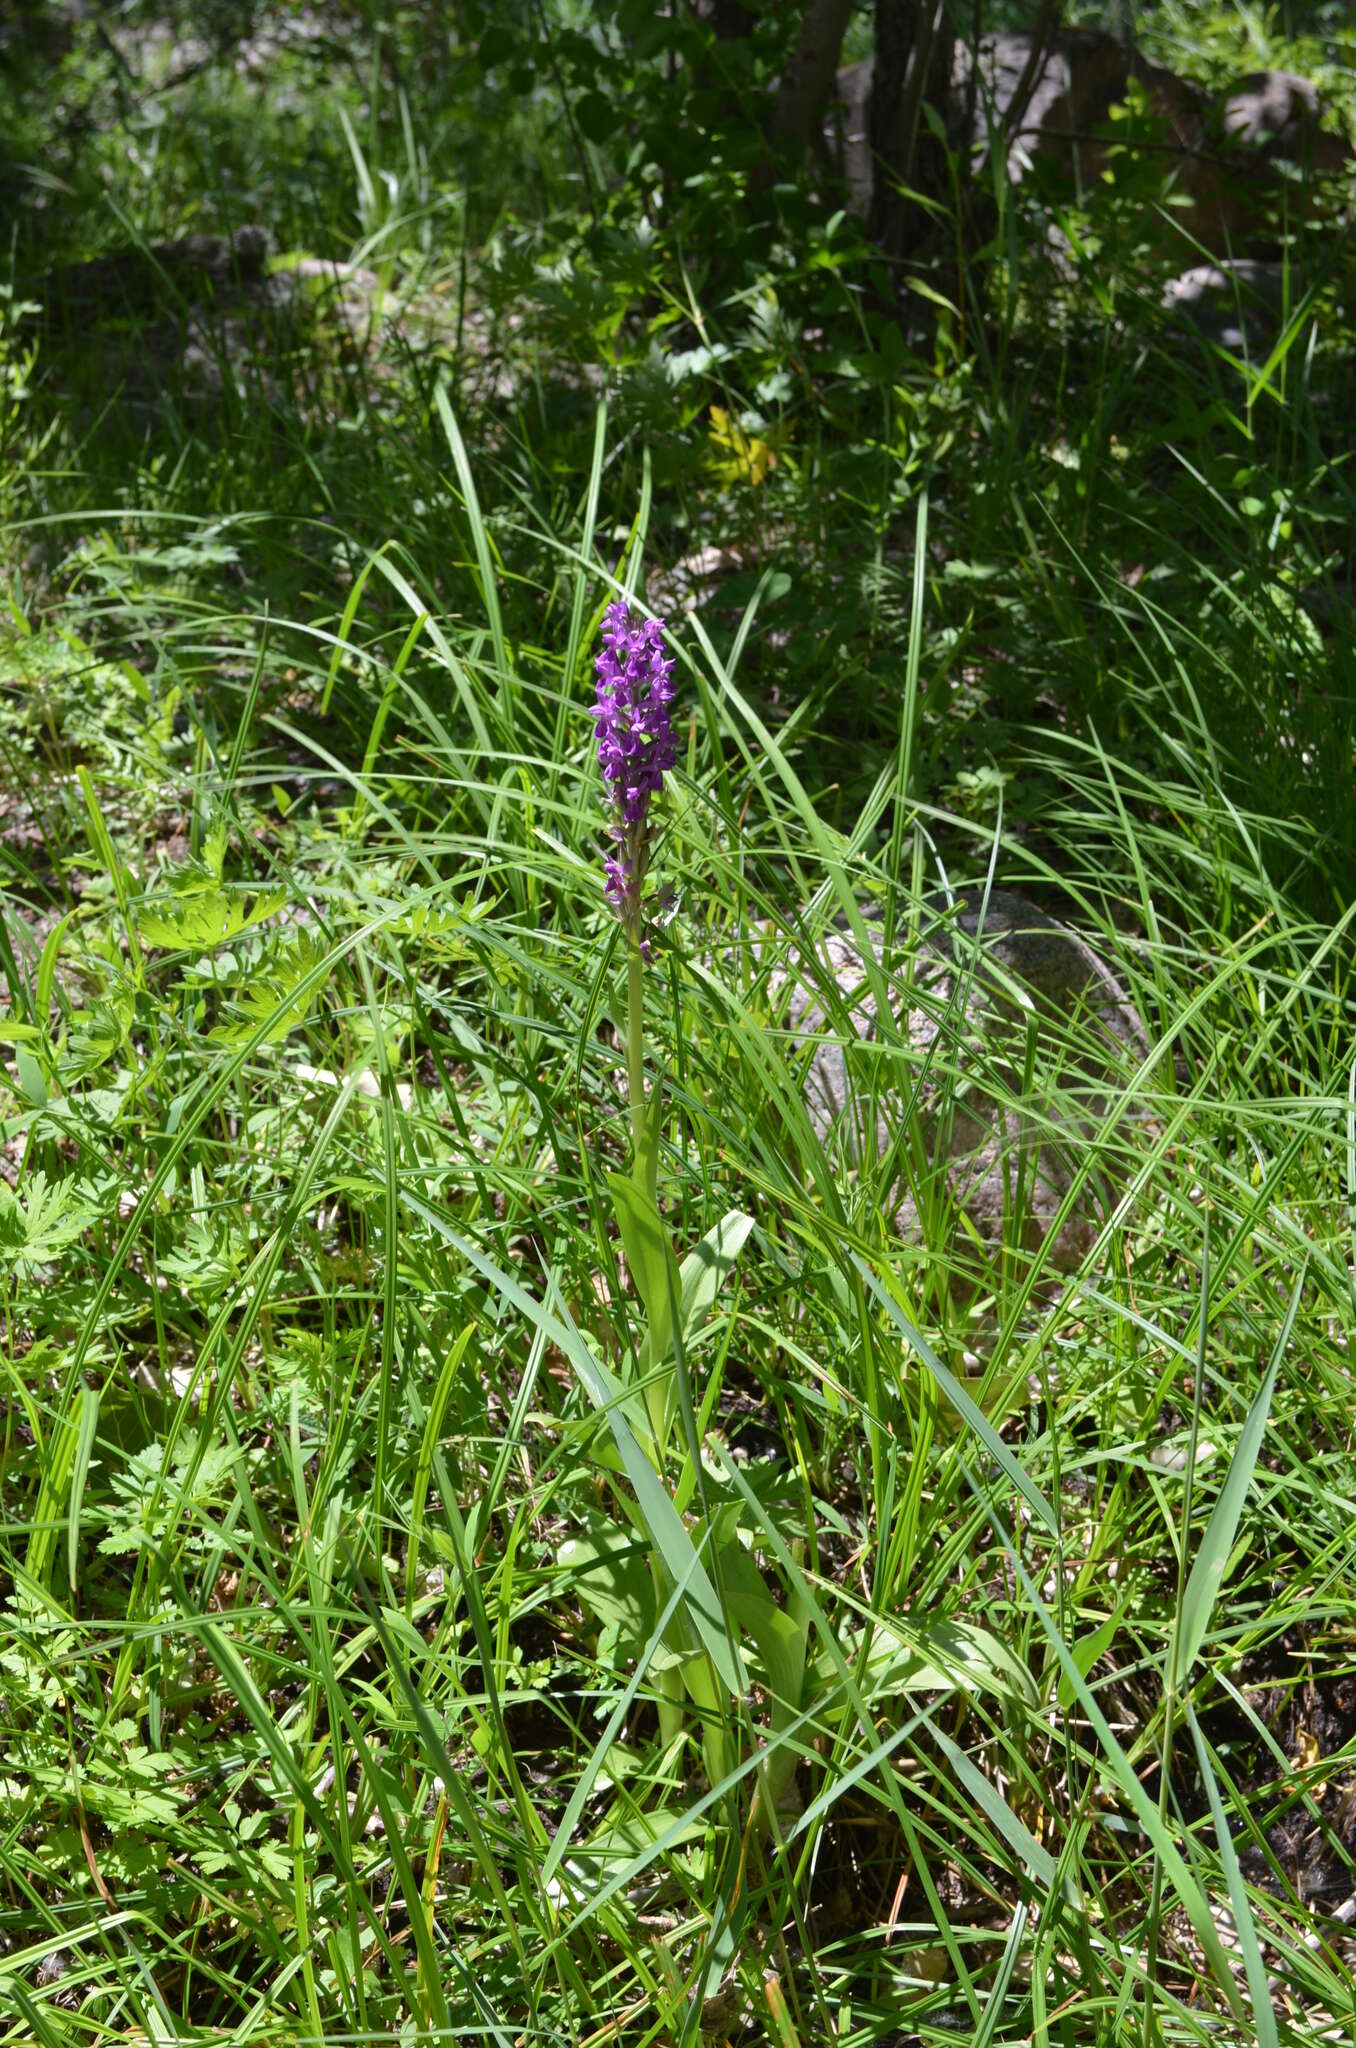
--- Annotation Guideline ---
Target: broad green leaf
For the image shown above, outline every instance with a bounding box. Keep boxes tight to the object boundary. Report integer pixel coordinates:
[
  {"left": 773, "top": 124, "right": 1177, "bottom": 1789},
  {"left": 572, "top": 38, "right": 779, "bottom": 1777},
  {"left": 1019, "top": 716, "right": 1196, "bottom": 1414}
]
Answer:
[
  {"left": 399, "top": 1192, "right": 743, "bottom": 1696},
  {"left": 639, "top": 1206, "right": 755, "bottom": 1446},
  {"left": 15, "top": 1043, "right": 46, "bottom": 1107},
  {"left": 923, "top": 1617, "right": 1039, "bottom": 1705},
  {"left": 633, "top": 1073, "right": 663, "bottom": 1208},
  {"left": 695, "top": 1517, "right": 807, "bottom": 1716},
  {"left": 558, "top": 1802, "right": 707, "bottom": 1901},
  {"left": 722, "top": 1576, "right": 807, "bottom": 1721},
  {"left": 558, "top": 1516, "right": 655, "bottom": 1650},
  {"left": 836, "top": 1615, "right": 1038, "bottom": 1714},
  {"left": 645, "top": 1208, "right": 755, "bottom": 1374},
  {"left": 607, "top": 1170, "right": 682, "bottom": 1374},
  {"left": 708, "top": 1525, "right": 809, "bottom": 1824}
]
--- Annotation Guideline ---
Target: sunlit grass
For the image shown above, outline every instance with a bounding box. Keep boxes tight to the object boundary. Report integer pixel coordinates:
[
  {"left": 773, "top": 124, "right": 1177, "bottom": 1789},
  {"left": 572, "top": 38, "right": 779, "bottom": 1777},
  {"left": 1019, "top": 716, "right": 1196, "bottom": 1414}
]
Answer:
[{"left": 1, "top": 8, "right": 1355, "bottom": 2044}]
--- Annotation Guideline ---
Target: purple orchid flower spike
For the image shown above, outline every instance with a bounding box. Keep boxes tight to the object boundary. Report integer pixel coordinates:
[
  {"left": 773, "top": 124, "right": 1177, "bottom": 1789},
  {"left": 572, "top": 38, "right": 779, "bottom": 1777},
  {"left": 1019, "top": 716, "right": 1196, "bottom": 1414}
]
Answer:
[{"left": 591, "top": 599, "right": 676, "bottom": 950}]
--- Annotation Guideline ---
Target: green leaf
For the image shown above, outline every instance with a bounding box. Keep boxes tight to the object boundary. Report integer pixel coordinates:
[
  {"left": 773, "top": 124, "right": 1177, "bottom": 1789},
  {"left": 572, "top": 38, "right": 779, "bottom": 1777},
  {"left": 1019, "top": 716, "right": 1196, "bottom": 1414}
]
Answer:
[
  {"left": 209, "top": 932, "right": 329, "bottom": 1046},
  {"left": 558, "top": 1516, "right": 655, "bottom": 1650},
  {"left": 399, "top": 1191, "right": 744, "bottom": 1697},
  {"left": 574, "top": 91, "right": 613, "bottom": 144},
  {"left": 702, "top": 1522, "right": 806, "bottom": 1717},
  {"left": 646, "top": 1206, "right": 755, "bottom": 1449},
  {"left": 607, "top": 1170, "right": 684, "bottom": 1450},
  {"left": 705, "top": 1521, "right": 809, "bottom": 1823},
  {"left": 67, "top": 1386, "right": 99, "bottom": 1595},
  {"left": 1171, "top": 1267, "right": 1303, "bottom": 1689},
  {"left": 1057, "top": 1602, "right": 1128, "bottom": 1712},
  {"left": 0, "top": 1171, "right": 97, "bottom": 1278},
  {"left": 136, "top": 886, "right": 285, "bottom": 952},
  {"left": 648, "top": 1209, "right": 755, "bottom": 1373},
  {"left": 15, "top": 1043, "right": 46, "bottom": 1107},
  {"left": 434, "top": 384, "right": 509, "bottom": 704},
  {"left": 854, "top": 1255, "right": 1059, "bottom": 1536},
  {"left": 558, "top": 1802, "right": 708, "bottom": 1900},
  {"left": 633, "top": 1072, "right": 663, "bottom": 1208},
  {"left": 26, "top": 1398, "right": 79, "bottom": 1591},
  {"left": 608, "top": 1171, "right": 681, "bottom": 1366},
  {"left": 1186, "top": 1704, "right": 1280, "bottom": 2048},
  {"left": 478, "top": 24, "right": 518, "bottom": 69},
  {"left": 837, "top": 1615, "right": 1038, "bottom": 1714},
  {"left": 929, "top": 1724, "right": 1058, "bottom": 1888}
]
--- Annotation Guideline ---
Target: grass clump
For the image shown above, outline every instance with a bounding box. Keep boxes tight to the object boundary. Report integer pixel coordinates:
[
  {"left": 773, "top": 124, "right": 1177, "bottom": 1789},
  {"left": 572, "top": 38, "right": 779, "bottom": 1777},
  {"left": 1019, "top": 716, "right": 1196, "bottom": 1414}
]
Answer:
[{"left": 1, "top": 4, "right": 1355, "bottom": 2044}]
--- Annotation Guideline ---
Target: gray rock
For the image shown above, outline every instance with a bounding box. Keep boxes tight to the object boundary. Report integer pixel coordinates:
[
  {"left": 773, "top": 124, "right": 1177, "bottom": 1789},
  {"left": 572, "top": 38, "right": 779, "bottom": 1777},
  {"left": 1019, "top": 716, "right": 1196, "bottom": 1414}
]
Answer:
[
  {"left": 770, "top": 890, "right": 1149, "bottom": 1277},
  {"left": 962, "top": 29, "right": 1199, "bottom": 180},
  {"left": 831, "top": 37, "right": 1351, "bottom": 258},
  {"left": 1189, "top": 69, "right": 1353, "bottom": 253},
  {"left": 1218, "top": 70, "right": 1346, "bottom": 166},
  {"left": 1161, "top": 258, "right": 1289, "bottom": 353},
  {"left": 288, "top": 256, "right": 383, "bottom": 295},
  {"left": 832, "top": 30, "right": 1199, "bottom": 210}
]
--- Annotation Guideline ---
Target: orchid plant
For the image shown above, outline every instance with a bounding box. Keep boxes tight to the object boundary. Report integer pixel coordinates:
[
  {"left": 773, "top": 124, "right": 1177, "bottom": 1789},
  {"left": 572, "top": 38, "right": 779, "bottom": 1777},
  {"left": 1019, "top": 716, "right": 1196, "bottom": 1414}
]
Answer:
[
  {"left": 555, "top": 595, "right": 1060, "bottom": 1892},
  {"left": 564, "top": 596, "right": 808, "bottom": 1822}
]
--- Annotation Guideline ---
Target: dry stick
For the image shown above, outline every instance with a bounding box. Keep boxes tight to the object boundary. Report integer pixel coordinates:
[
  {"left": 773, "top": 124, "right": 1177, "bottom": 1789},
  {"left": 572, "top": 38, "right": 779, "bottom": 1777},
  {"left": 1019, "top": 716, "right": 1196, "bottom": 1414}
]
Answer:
[
  {"left": 964, "top": 0, "right": 984, "bottom": 145},
  {"left": 994, "top": 0, "right": 1064, "bottom": 163},
  {"left": 897, "top": 0, "right": 949, "bottom": 197}
]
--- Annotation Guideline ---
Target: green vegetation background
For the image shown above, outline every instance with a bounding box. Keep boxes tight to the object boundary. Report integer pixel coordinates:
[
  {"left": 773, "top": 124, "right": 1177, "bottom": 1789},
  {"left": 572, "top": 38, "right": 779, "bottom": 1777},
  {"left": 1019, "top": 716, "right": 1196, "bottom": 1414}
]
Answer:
[{"left": 0, "top": 3, "right": 1354, "bottom": 2044}]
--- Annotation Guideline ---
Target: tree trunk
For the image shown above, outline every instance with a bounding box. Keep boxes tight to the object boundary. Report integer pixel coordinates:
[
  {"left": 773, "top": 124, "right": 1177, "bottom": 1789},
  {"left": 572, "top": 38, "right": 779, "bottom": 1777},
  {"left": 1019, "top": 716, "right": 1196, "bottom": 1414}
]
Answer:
[
  {"left": 868, "top": 0, "right": 956, "bottom": 258},
  {"left": 770, "top": 0, "right": 859, "bottom": 150}
]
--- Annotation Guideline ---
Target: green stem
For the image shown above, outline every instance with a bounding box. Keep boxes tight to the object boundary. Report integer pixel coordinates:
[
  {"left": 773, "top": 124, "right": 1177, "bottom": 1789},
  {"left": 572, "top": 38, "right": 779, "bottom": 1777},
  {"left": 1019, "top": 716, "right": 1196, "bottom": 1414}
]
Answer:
[
  {"left": 626, "top": 935, "right": 646, "bottom": 1160},
  {"left": 1141, "top": 1685, "right": 1174, "bottom": 2048}
]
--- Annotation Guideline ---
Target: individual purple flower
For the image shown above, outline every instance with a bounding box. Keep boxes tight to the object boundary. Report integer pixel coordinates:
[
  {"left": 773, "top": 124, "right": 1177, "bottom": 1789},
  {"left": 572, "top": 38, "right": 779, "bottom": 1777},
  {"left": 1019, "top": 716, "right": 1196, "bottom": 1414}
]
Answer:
[{"left": 591, "top": 599, "right": 675, "bottom": 944}]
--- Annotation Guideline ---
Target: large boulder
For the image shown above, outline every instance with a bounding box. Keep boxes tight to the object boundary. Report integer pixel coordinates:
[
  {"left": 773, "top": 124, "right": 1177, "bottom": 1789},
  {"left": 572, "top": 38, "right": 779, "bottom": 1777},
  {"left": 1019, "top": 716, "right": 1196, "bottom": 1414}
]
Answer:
[
  {"left": 1218, "top": 68, "right": 1348, "bottom": 165},
  {"left": 831, "top": 35, "right": 1351, "bottom": 259},
  {"left": 962, "top": 28, "right": 1199, "bottom": 177},
  {"left": 770, "top": 890, "right": 1150, "bottom": 1279},
  {"left": 1184, "top": 70, "right": 1353, "bottom": 253}
]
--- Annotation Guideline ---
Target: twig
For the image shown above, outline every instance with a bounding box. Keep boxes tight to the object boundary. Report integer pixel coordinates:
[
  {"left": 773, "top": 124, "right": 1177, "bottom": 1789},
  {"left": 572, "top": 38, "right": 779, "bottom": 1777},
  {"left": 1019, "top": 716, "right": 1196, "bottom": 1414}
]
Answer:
[
  {"left": 967, "top": 0, "right": 1064, "bottom": 181},
  {"left": 999, "top": 0, "right": 1064, "bottom": 153}
]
